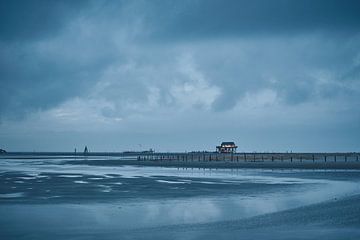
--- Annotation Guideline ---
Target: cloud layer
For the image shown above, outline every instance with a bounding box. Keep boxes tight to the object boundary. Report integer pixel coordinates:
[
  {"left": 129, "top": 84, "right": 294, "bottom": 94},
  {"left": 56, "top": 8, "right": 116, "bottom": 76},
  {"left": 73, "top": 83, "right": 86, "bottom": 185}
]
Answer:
[{"left": 0, "top": 0, "right": 359, "bottom": 151}]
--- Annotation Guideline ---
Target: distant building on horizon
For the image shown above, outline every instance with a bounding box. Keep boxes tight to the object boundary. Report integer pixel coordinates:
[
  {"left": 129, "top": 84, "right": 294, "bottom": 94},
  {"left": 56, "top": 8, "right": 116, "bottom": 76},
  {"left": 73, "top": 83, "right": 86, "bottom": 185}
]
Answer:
[{"left": 216, "top": 142, "right": 238, "bottom": 153}]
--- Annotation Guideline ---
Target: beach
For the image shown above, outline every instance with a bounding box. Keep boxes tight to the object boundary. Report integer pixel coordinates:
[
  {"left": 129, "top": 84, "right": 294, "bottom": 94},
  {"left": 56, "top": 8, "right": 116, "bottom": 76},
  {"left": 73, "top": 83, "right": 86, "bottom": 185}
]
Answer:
[{"left": 1, "top": 154, "right": 360, "bottom": 239}]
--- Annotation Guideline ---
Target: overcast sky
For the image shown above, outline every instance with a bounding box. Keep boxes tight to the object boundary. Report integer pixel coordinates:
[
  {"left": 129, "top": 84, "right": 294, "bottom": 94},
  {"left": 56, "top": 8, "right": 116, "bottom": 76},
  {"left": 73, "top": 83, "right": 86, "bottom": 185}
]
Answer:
[{"left": 0, "top": 0, "right": 359, "bottom": 152}]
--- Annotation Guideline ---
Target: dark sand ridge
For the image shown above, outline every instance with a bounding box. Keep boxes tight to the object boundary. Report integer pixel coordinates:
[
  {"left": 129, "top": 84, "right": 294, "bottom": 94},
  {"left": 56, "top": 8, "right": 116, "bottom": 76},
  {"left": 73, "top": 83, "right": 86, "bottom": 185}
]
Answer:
[{"left": 65, "top": 159, "right": 360, "bottom": 170}]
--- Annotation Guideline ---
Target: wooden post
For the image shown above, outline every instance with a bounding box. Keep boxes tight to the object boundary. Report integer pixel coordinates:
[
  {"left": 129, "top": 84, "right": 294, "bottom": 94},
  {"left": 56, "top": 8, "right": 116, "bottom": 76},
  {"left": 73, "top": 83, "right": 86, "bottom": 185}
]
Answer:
[
  {"left": 253, "top": 154, "right": 256, "bottom": 162},
  {"left": 300, "top": 156, "right": 302, "bottom": 162},
  {"left": 324, "top": 155, "right": 327, "bottom": 162},
  {"left": 271, "top": 156, "right": 274, "bottom": 162},
  {"left": 244, "top": 153, "right": 247, "bottom": 162},
  {"left": 312, "top": 154, "right": 314, "bottom": 162},
  {"left": 290, "top": 156, "right": 293, "bottom": 162},
  {"left": 334, "top": 155, "right": 337, "bottom": 162},
  {"left": 345, "top": 155, "right": 347, "bottom": 162}
]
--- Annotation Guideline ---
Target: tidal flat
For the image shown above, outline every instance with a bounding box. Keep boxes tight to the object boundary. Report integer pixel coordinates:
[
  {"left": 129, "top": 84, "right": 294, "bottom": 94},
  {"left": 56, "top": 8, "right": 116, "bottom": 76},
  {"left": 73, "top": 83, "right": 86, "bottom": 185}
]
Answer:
[{"left": 1, "top": 155, "right": 360, "bottom": 239}]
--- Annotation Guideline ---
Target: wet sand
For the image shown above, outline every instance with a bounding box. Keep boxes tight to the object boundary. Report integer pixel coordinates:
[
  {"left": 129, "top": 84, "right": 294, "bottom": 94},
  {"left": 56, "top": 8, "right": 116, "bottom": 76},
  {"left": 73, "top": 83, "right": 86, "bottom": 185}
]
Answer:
[
  {"left": 1, "top": 156, "right": 360, "bottom": 239},
  {"left": 122, "top": 194, "right": 360, "bottom": 240}
]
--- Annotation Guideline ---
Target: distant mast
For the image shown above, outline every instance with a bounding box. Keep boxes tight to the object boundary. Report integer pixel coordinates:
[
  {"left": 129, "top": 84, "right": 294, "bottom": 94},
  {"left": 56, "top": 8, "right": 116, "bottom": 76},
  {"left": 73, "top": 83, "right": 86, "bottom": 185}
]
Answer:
[{"left": 84, "top": 146, "right": 89, "bottom": 155}]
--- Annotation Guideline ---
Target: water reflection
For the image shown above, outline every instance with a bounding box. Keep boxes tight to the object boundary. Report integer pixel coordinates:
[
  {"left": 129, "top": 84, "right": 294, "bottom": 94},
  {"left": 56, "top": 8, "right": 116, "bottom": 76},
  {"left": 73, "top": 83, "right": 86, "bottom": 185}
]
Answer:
[{"left": 1, "top": 178, "right": 358, "bottom": 232}]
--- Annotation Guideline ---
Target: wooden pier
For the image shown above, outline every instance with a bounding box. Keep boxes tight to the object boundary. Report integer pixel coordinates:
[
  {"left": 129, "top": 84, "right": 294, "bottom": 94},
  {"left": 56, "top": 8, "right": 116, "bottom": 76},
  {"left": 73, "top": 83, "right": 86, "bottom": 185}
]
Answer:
[
  {"left": 137, "top": 152, "right": 360, "bottom": 163},
  {"left": 130, "top": 152, "right": 360, "bottom": 169}
]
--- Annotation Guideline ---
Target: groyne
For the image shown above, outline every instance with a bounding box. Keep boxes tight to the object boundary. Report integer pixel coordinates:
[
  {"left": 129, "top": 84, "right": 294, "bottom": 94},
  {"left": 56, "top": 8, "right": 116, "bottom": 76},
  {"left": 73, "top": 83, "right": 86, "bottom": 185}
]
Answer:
[{"left": 3, "top": 152, "right": 360, "bottom": 169}]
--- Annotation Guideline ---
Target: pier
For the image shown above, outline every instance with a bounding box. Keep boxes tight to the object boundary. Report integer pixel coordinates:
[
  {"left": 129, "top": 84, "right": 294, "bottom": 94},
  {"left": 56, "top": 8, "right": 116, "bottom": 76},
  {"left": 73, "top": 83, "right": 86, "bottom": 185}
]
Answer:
[
  {"left": 137, "top": 152, "right": 360, "bottom": 163},
  {"left": 132, "top": 152, "right": 360, "bottom": 170}
]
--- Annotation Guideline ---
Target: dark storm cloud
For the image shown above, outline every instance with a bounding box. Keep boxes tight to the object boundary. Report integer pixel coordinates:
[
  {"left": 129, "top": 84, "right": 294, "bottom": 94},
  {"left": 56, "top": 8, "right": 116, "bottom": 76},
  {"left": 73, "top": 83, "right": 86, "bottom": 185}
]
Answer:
[
  {"left": 3, "top": 0, "right": 358, "bottom": 45},
  {"left": 143, "top": 0, "right": 360, "bottom": 40},
  {"left": 0, "top": 0, "right": 89, "bottom": 42},
  {"left": 0, "top": 1, "right": 117, "bottom": 119},
  {"left": 0, "top": 43, "right": 109, "bottom": 119}
]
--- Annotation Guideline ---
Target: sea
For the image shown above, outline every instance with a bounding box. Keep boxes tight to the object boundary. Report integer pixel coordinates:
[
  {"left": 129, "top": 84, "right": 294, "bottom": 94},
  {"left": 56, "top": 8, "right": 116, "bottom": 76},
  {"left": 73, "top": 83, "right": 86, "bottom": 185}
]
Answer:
[{"left": 1, "top": 153, "right": 360, "bottom": 240}]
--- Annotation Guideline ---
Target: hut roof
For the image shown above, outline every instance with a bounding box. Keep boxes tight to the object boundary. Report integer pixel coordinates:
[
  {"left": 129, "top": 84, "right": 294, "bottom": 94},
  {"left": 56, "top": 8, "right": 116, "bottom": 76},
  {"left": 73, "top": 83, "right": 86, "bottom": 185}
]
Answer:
[{"left": 221, "top": 142, "right": 236, "bottom": 146}]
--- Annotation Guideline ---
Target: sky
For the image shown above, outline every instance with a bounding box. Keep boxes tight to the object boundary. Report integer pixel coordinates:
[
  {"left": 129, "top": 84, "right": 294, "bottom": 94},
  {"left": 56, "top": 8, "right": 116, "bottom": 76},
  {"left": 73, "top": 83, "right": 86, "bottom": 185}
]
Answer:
[{"left": 0, "top": 0, "right": 360, "bottom": 152}]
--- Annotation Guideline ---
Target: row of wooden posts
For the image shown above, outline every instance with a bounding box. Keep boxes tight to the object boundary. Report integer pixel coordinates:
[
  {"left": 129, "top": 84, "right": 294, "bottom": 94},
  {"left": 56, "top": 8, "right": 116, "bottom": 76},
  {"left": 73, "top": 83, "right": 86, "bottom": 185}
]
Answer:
[{"left": 137, "top": 153, "right": 360, "bottom": 163}]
